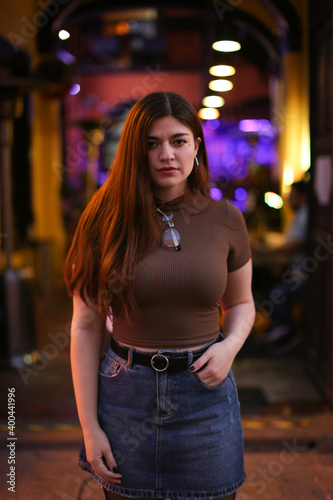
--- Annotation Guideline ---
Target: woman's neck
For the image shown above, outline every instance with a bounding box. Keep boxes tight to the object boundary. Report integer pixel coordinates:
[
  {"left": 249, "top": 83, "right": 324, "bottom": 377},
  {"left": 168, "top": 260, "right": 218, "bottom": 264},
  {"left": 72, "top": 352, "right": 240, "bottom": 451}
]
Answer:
[{"left": 152, "top": 186, "right": 187, "bottom": 204}]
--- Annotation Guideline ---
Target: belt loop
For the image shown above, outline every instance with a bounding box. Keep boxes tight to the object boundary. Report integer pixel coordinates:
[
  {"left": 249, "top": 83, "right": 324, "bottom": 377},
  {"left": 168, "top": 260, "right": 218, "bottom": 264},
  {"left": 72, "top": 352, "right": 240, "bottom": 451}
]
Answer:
[
  {"left": 127, "top": 348, "right": 134, "bottom": 368},
  {"left": 187, "top": 351, "right": 193, "bottom": 369}
]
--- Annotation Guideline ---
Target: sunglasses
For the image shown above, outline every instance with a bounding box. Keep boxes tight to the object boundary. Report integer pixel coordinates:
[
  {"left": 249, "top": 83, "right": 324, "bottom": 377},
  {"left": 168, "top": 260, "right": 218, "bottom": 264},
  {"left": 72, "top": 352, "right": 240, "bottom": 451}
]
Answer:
[{"left": 155, "top": 204, "right": 181, "bottom": 251}]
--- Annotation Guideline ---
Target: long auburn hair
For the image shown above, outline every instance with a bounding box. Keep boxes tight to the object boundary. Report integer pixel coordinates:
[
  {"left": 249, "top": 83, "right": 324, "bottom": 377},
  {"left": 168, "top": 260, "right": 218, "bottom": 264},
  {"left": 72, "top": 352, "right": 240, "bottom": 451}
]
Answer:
[{"left": 64, "top": 91, "right": 211, "bottom": 320}]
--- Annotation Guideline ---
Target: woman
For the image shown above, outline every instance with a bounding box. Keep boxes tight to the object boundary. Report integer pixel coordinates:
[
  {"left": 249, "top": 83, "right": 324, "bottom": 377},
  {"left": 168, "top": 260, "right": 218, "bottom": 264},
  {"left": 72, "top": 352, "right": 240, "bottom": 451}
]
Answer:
[{"left": 64, "top": 91, "right": 255, "bottom": 500}]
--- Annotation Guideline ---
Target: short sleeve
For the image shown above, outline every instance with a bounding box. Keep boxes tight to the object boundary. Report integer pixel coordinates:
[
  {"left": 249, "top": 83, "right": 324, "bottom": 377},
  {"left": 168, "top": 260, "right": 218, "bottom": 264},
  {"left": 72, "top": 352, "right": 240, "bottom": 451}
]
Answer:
[{"left": 226, "top": 202, "right": 251, "bottom": 272}]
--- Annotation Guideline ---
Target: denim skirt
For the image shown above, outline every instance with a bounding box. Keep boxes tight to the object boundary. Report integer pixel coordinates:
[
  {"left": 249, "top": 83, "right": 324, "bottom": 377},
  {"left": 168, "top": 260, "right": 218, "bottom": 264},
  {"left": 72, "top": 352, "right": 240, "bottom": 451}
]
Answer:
[{"left": 78, "top": 335, "right": 246, "bottom": 498}]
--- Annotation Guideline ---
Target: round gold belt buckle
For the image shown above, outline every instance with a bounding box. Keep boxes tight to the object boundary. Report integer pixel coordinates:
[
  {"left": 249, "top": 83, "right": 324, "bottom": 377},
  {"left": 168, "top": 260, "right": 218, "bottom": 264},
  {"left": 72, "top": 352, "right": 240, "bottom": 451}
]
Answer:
[{"left": 151, "top": 353, "right": 169, "bottom": 372}]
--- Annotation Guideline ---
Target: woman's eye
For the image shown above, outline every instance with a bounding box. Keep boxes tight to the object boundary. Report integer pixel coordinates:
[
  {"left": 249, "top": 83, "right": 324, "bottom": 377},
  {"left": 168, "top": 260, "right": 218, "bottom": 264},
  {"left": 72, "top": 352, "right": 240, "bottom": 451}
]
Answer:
[
  {"left": 174, "top": 139, "right": 186, "bottom": 145},
  {"left": 147, "top": 141, "right": 157, "bottom": 148}
]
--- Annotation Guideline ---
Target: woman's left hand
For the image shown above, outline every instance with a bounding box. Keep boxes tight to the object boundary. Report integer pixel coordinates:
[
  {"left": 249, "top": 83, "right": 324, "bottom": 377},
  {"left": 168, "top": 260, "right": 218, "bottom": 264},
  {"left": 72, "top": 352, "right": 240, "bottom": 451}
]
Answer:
[{"left": 188, "top": 341, "right": 235, "bottom": 387}]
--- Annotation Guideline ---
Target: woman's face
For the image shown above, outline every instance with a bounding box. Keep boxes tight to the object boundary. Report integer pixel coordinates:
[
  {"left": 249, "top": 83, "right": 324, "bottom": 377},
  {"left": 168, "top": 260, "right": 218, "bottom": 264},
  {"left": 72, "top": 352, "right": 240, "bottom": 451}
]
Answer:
[{"left": 147, "top": 116, "right": 201, "bottom": 202}]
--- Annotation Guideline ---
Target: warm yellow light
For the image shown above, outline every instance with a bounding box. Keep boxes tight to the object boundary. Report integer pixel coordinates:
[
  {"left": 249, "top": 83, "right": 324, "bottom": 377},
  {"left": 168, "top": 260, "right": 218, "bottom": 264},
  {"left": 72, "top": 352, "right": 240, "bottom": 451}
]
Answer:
[
  {"left": 58, "top": 30, "right": 70, "bottom": 40},
  {"left": 264, "top": 192, "right": 284, "bottom": 209},
  {"left": 282, "top": 169, "right": 294, "bottom": 193},
  {"left": 209, "top": 65, "right": 235, "bottom": 77},
  {"left": 212, "top": 40, "right": 241, "bottom": 52},
  {"left": 283, "top": 169, "right": 294, "bottom": 186},
  {"left": 198, "top": 108, "right": 220, "bottom": 120},
  {"left": 202, "top": 96, "right": 225, "bottom": 108},
  {"left": 115, "top": 22, "right": 130, "bottom": 35},
  {"left": 209, "top": 79, "right": 233, "bottom": 92},
  {"left": 301, "top": 138, "right": 310, "bottom": 171}
]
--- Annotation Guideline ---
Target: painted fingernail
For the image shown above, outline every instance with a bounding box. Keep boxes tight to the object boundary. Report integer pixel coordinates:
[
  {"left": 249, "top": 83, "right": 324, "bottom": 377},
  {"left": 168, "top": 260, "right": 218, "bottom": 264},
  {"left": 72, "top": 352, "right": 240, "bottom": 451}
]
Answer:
[{"left": 188, "top": 366, "right": 195, "bottom": 372}]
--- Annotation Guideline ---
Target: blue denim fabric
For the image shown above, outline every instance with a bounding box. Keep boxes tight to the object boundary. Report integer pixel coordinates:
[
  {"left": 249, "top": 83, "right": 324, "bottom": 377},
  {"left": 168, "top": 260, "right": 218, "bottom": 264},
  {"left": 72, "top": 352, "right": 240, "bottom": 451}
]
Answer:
[{"left": 78, "top": 335, "right": 246, "bottom": 498}]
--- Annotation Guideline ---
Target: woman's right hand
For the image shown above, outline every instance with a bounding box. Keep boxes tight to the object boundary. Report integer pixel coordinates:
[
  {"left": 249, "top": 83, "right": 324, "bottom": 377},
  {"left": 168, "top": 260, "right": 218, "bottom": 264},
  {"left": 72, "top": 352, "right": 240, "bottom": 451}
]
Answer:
[{"left": 84, "top": 426, "right": 122, "bottom": 484}]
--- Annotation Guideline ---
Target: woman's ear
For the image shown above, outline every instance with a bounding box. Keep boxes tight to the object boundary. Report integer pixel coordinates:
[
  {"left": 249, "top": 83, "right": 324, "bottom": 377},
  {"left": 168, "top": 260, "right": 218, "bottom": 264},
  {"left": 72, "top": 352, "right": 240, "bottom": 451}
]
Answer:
[{"left": 195, "top": 137, "right": 202, "bottom": 155}]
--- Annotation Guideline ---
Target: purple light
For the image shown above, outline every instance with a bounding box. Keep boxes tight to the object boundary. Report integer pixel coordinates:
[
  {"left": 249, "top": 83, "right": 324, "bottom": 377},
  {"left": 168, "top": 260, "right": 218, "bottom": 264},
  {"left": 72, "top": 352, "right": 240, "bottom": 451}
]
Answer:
[
  {"left": 69, "top": 83, "right": 81, "bottom": 95},
  {"left": 210, "top": 187, "right": 223, "bottom": 200},
  {"left": 206, "top": 119, "right": 220, "bottom": 130},
  {"left": 56, "top": 48, "right": 76, "bottom": 65},
  {"left": 239, "top": 119, "right": 261, "bottom": 132},
  {"left": 203, "top": 121, "right": 278, "bottom": 182},
  {"left": 239, "top": 119, "right": 273, "bottom": 134},
  {"left": 230, "top": 199, "right": 247, "bottom": 212},
  {"left": 260, "top": 119, "right": 271, "bottom": 131},
  {"left": 234, "top": 187, "right": 247, "bottom": 201}
]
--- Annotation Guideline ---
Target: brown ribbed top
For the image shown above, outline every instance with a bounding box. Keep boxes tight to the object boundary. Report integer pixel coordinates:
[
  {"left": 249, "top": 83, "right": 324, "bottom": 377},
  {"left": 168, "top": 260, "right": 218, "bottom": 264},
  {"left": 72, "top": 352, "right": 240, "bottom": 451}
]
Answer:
[{"left": 113, "top": 195, "right": 251, "bottom": 349}]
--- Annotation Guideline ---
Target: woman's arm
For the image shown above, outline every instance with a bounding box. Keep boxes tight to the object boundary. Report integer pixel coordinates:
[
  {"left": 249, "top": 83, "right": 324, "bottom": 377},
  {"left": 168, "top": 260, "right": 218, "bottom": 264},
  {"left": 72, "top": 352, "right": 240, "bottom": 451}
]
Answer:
[
  {"left": 220, "top": 258, "right": 255, "bottom": 357},
  {"left": 71, "top": 293, "right": 122, "bottom": 484},
  {"left": 189, "top": 260, "right": 255, "bottom": 386}
]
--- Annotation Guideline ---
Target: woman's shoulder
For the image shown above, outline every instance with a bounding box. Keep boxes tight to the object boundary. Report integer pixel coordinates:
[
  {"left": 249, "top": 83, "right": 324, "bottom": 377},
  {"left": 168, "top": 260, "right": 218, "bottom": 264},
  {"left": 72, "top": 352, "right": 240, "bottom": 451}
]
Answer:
[{"left": 210, "top": 198, "right": 246, "bottom": 228}]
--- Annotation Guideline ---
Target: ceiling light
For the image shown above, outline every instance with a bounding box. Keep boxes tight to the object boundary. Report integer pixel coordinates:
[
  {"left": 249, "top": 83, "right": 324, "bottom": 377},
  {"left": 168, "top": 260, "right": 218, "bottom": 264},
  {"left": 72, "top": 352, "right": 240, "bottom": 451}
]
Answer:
[
  {"left": 202, "top": 96, "right": 225, "bottom": 108},
  {"left": 198, "top": 108, "right": 220, "bottom": 120},
  {"left": 209, "top": 65, "right": 235, "bottom": 77},
  {"left": 58, "top": 30, "right": 70, "bottom": 40},
  {"left": 208, "top": 79, "right": 233, "bottom": 92},
  {"left": 212, "top": 40, "right": 241, "bottom": 52}
]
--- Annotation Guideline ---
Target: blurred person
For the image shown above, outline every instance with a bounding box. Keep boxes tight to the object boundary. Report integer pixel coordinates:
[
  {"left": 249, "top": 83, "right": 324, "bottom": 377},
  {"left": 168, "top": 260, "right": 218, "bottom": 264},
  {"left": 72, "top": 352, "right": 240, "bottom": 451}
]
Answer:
[
  {"left": 256, "top": 180, "right": 309, "bottom": 353},
  {"left": 64, "top": 91, "right": 255, "bottom": 500}
]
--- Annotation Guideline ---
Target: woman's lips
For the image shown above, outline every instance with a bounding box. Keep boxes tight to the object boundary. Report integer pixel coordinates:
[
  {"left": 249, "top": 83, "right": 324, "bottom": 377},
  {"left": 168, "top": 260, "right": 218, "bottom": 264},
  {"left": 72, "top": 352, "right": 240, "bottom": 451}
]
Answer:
[{"left": 158, "top": 167, "right": 178, "bottom": 174}]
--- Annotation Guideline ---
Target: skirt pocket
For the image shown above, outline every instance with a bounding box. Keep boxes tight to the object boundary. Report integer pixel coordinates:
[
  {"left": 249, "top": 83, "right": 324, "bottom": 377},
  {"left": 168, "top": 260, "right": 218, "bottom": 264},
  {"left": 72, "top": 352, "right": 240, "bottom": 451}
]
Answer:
[
  {"left": 99, "top": 348, "right": 127, "bottom": 380},
  {"left": 189, "top": 370, "right": 231, "bottom": 391}
]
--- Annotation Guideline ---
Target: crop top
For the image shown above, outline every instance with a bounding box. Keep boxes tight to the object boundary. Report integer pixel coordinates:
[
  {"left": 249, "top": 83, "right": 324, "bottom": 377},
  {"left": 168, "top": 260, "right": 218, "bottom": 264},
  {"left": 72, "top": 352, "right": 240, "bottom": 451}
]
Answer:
[{"left": 112, "top": 195, "right": 251, "bottom": 349}]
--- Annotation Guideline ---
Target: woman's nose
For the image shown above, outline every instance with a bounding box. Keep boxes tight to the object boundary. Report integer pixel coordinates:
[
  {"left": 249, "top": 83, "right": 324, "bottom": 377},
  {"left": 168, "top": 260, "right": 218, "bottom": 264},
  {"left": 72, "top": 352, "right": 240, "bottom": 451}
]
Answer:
[{"left": 159, "top": 142, "right": 175, "bottom": 160}]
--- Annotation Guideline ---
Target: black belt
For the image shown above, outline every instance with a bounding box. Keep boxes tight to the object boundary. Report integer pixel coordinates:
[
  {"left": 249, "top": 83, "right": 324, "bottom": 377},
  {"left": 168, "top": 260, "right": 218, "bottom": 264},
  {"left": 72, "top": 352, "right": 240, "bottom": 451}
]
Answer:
[{"left": 111, "top": 334, "right": 223, "bottom": 372}]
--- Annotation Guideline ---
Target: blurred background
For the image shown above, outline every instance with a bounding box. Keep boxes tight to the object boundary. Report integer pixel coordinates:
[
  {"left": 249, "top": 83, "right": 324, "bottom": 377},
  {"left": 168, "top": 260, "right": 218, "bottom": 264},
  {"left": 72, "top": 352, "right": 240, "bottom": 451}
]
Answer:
[{"left": 0, "top": 1, "right": 333, "bottom": 499}]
